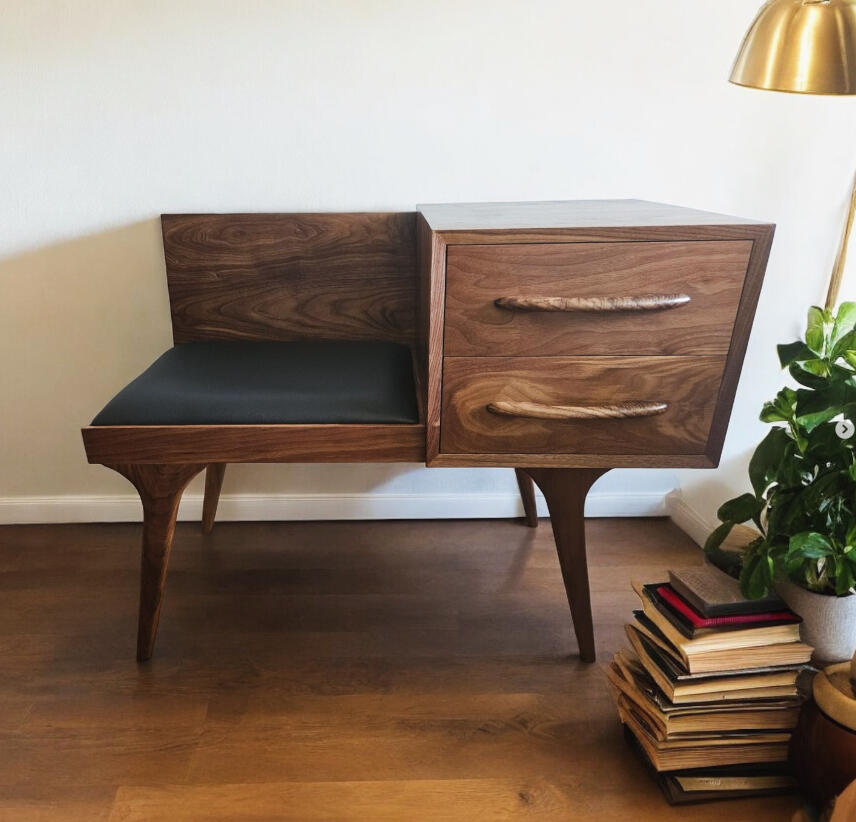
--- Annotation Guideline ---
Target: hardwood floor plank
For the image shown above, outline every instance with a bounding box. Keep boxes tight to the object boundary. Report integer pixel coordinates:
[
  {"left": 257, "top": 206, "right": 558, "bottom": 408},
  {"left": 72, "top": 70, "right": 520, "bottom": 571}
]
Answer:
[
  {"left": 107, "top": 778, "right": 799, "bottom": 822},
  {"left": 0, "top": 517, "right": 800, "bottom": 821}
]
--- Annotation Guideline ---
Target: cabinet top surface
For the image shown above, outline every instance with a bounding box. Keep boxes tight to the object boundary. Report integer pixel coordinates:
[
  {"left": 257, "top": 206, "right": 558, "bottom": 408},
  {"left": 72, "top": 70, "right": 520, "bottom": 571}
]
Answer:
[{"left": 417, "top": 199, "right": 770, "bottom": 232}]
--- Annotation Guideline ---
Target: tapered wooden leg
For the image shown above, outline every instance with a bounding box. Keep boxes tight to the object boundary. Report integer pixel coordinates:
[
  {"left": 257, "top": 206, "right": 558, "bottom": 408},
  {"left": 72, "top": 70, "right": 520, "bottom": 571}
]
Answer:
[
  {"left": 514, "top": 468, "right": 539, "bottom": 528},
  {"left": 523, "top": 468, "right": 609, "bottom": 663},
  {"left": 202, "top": 463, "right": 227, "bottom": 534},
  {"left": 106, "top": 463, "right": 205, "bottom": 661}
]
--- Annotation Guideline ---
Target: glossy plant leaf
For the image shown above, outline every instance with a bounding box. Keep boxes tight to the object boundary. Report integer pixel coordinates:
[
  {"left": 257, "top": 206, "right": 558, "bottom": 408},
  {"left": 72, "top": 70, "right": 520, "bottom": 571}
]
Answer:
[
  {"left": 830, "top": 302, "right": 856, "bottom": 350},
  {"left": 706, "top": 303, "right": 856, "bottom": 598}
]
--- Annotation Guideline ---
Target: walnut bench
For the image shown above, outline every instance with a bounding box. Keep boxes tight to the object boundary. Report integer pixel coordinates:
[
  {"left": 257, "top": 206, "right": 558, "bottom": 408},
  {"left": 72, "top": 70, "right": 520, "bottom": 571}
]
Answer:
[{"left": 81, "top": 202, "right": 774, "bottom": 662}]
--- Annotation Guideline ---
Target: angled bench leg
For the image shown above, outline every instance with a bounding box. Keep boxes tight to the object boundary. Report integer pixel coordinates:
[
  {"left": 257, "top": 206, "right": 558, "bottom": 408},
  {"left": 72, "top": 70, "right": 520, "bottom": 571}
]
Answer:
[
  {"left": 202, "top": 463, "right": 227, "bottom": 534},
  {"left": 522, "top": 468, "right": 609, "bottom": 664},
  {"left": 106, "top": 463, "right": 205, "bottom": 661},
  {"left": 514, "top": 468, "right": 539, "bottom": 528}
]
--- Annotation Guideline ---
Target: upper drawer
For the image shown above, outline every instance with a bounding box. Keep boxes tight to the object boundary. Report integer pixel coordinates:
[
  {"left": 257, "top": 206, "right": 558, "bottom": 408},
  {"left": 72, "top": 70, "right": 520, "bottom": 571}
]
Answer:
[{"left": 444, "top": 241, "right": 753, "bottom": 357}]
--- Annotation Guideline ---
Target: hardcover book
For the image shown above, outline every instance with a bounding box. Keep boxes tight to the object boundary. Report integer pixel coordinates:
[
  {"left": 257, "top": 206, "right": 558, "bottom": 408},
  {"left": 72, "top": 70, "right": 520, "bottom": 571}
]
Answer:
[
  {"left": 623, "top": 727, "right": 797, "bottom": 805},
  {"left": 668, "top": 565, "right": 786, "bottom": 618},
  {"left": 631, "top": 581, "right": 811, "bottom": 674}
]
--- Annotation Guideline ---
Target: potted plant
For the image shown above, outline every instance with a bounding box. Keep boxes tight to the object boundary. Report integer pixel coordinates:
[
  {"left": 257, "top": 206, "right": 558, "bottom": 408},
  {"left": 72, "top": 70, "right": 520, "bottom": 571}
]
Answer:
[{"left": 705, "top": 303, "right": 856, "bottom": 663}]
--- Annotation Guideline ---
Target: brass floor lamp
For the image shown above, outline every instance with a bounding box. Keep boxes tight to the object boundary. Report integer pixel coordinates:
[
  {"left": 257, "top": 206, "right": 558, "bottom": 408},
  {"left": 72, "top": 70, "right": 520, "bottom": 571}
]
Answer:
[
  {"left": 731, "top": 0, "right": 856, "bottom": 309},
  {"left": 731, "top": 6, "right": 856, "bottom": 812}
]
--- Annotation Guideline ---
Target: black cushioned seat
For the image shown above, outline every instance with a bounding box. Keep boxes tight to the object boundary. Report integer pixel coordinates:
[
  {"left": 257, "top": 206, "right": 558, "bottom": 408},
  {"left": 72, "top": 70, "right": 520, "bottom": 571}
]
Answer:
[{"left": 92, "top": 341, "right": 419, "bottom": 426}]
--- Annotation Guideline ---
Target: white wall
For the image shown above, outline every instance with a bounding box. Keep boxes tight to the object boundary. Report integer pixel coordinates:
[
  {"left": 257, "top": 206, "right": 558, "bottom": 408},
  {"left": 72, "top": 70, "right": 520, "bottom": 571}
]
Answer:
[{"left": 1, "top": 0, "right": 853, "bottom": 522}]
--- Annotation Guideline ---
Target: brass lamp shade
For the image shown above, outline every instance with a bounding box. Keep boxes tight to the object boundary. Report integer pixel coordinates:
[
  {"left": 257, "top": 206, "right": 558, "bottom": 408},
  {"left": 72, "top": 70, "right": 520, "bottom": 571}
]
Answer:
[{"left": 731, "top": 0, "right": 856, "bottom": 94}]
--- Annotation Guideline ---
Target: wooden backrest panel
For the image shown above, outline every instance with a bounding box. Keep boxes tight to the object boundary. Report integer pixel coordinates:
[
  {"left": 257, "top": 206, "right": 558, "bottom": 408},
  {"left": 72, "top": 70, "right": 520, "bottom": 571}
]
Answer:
[{"left": 161, "top": 212, "right": 417, "bottom": 344}]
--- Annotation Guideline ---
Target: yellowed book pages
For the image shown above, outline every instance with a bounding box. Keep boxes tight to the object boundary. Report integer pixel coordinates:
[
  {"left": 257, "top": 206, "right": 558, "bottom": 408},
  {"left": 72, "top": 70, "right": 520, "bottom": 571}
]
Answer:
[
  {"left": 620, "top": 698, "right": 791, "bottom": 748},
  {"left": 629, "top": 617, "right": 684, "bottom": 666},
  {"left": 606, "top": 656, "right": 800, "bottom": 736},
  {"left": 627, "top": 599, "right": 812, "bottom": 675},
  {"left": 675, "top": 775, "right": 795, "bottom": 792},
  {"left": 614, "top": 647, "right": 646, "bottom": 681},
  {"left": 606, "top": 663, "right": 668, "bottom": 739},
  {"left": 625, "top": 626, "right": 798, "bottom": 704},
  {"left": 623, "top": 710, "right": 789, "bottom": 771},
  {"left": 626, "top": 624, "right": 799, "bottom": 694}
]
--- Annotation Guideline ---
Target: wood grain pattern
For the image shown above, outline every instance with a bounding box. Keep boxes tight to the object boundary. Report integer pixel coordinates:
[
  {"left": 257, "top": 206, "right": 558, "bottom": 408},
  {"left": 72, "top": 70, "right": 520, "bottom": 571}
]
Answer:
[
  {"left": 201, "top": 464, "right": 226, "bottom": 534},
  {"left": 494, "top": 294, "right": 691, "bottom": 313},
  {"left": 488, "top": 401, "right": 668, "bottom": 421},
  {"left": 428, "top": 452, "right": 717, "bottom": 469},
  {"left": 83, "top": 424, "right": 426, "bottom": 465},
  {"left": 706, "top": 223, "right": 775, "bottom": 465},
  {"left": 104, "top": 463, "right": 205, "bottom": 661},
  {"left": 514, "top": 468, "right": 539, "bottom": 527},
  {"left": 417, "top": 213, "right": 447, "bottom": 462},
  {"left": 441, "top": 356, "right": 726, "bottom": 457},
  {"left": 162, "top": 212, "right": 417, "bottom": 345},
  {"left": 789, "top": 701, "right": 856, "bottom": 809},
  {"left": 523, "top": 468, "right": 609, "bottom": 663},
  {"left": 445, "top": 241, "right": 752, "bottom": 357},
  {"left": 0, "top": 518, "right": 801, "bottom": 821}
]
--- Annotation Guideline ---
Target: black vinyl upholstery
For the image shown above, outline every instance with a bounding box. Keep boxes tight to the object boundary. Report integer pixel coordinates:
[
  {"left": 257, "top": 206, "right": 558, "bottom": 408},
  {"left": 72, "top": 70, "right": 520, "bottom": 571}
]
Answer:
[{"left": 91, "top": 341, "right": 419, "bottom": 426}]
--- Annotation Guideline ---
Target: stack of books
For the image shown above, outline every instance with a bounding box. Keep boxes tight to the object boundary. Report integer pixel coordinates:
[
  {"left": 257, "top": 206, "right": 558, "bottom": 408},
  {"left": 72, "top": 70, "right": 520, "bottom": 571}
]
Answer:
[{"left": 607, "top": 564, "right": 813, "bottom": 805}]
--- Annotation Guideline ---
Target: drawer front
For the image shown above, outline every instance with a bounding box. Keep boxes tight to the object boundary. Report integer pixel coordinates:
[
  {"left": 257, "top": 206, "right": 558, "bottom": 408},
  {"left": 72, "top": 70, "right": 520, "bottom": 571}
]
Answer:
[
  {"left": 444, "top": 241, "right": 753, "bottom": 357},
  {"left": 440, "top": 356, "right": 725, "bottom": 455}
]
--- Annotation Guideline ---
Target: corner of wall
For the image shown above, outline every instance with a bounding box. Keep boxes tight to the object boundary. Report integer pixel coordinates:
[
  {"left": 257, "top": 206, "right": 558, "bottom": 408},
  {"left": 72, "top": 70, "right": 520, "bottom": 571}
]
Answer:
[{"left": 665, "top": 489, "right": 715, "bottom": 548}]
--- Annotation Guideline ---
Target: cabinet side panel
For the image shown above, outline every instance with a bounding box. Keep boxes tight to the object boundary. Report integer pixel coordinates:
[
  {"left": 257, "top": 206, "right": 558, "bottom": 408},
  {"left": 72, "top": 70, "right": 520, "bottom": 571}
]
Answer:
[
  {"left": 418, "top": 214, "right": 446, "bottom": 463},
  {"left": 706, "top": 224, "right": 775, "bottom": 465}
]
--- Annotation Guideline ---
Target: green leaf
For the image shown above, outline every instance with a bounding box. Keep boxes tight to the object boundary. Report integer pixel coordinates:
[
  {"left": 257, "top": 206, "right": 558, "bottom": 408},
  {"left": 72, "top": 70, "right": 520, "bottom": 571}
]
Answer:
[
  {"left": 788, "top": 363, "right": 827, "bottom": 388},
  {"left": 704, "top": 521, "right": 734, "bottom": 553},
  {"left": 795, "top": 409, "right": 840, "bottom": 433},
  {"left": 748, "top": 427, "right": 796, "bottom": 496},
  {"left": 740, "top": 552, "right": 772, "bottom": 599},
  {"left": 765, "top": 487, "right": 809, "bottom": 544},
  {"left": 788, "top": 531, "right": 834, "bottom": 559},
  {"left": 759, "top": 387, "right": 798, "bottom": 425},
  {"left": 794, "top": 385, "right": 848, "bottom": 432},
  {"left": 717, "top": 493, "right": 761, "bottom": 526},
  {"left": 760, "top": 403, "right": 789, "bottom": 423},
  {"left": 790, "top": 425, "right": 809, "bottom": 454},
  {"left": 795, "top": 409, "right": 841, "bottom": 433},
  {"left": 806, "top": 306, "right": 829, "bottom": 356},
  {"left": 834, "top": 560, "right": 855, "bottom": 595},
  {"left": 831, "top": 302, "right": 856, "bottom": 350},
  {"left": 844, "top": 351, "right": 856, "bottom": 370},
  {"left": 704, "top": 523, "right": 746, "bottom": 577},
  {"left": 799, "top": 359, "right": 830, "bottom": 377},
  {"left": 832, "top": 330, "right": 856, "bottom": 360},
  {"left": 778, "top": 341, "right": 812, "bottom": 368}
]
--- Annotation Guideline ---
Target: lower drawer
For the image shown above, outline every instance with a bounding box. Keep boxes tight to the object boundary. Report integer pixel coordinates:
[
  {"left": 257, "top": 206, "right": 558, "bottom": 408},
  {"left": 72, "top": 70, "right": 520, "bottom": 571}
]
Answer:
[{"left": 440, "top": 356, "right": 726, "bottom": 455}]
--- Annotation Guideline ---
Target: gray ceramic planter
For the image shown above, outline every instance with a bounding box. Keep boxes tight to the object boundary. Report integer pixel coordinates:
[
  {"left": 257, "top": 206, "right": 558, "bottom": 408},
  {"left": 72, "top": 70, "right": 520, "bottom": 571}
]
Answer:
[{"left": 776, "top": 579, "right": 856, "bottom": 664}]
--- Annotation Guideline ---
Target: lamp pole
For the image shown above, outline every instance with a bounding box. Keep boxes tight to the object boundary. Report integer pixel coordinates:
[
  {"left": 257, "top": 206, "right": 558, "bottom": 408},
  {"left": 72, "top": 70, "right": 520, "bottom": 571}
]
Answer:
[{"left": 827, "top": 174, "right": 856, "bottom": 309}]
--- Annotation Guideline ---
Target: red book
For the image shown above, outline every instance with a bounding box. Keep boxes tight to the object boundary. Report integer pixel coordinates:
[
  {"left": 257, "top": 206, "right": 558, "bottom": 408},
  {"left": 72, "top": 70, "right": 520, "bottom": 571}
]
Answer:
[{"left": 655, "top": 584, "right": 799, "bottom": 629}]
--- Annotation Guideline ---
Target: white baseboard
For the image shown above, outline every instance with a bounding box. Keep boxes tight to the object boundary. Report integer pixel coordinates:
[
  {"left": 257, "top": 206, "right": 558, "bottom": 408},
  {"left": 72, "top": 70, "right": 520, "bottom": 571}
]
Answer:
[
  {"left": 666, "top": 490, "right": 714, "bottom": 548},
  {"left": 0, "top": 489, "right": 668, "bottom": 525}
]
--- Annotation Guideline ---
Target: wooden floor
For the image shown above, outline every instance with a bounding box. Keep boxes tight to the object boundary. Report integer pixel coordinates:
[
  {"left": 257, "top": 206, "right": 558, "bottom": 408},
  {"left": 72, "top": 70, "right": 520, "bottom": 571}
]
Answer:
[{"left": 0, "top": 517, "right": 801, "bottom": 821}]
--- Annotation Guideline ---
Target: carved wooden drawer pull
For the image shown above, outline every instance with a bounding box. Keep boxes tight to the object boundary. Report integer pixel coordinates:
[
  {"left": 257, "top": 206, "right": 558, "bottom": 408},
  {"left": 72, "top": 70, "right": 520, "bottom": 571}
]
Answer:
[
  {"left": 493, "top": 294, "right": 691, "bottom": 312},
  {"left": 486, "top": 400, "right": 669, "bottom": 421}
]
